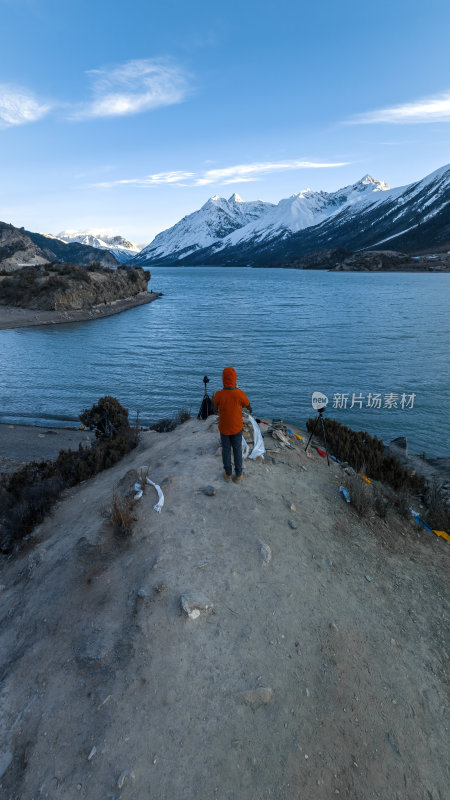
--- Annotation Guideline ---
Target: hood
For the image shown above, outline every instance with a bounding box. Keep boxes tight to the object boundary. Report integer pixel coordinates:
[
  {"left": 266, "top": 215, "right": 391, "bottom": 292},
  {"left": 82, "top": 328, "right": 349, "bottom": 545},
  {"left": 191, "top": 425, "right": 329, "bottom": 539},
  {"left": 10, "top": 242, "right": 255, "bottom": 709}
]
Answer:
[{"left": 222, "top": 366, "right": 237, "bottom": 387}]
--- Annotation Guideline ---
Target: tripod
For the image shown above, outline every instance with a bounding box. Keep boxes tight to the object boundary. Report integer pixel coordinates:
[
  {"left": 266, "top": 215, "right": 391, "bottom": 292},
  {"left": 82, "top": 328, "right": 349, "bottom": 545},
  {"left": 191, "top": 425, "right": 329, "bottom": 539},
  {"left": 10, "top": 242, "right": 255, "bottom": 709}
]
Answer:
[
  {"left": 305, "top": 408, "right": 330, "bottom": 466},
  {"left": 197, "top": 375, "right": 214, "bottom": 420}
]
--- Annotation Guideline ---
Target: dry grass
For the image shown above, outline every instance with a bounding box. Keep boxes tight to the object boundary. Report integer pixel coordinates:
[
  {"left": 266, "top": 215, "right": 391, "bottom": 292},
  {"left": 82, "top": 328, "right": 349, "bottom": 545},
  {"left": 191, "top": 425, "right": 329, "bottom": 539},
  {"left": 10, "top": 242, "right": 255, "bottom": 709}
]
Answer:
[
  {"left": 344, "top": 473, "right": 373, "bottom": 518},
  {"left": 373, "top": 485, "right": 391, "bottom": 519},
  {"left": 424, "top": 478, "right": 450, "bottom": 531},
  {"left": 110, "top": 491, "right": 135, "bottom": 536}
]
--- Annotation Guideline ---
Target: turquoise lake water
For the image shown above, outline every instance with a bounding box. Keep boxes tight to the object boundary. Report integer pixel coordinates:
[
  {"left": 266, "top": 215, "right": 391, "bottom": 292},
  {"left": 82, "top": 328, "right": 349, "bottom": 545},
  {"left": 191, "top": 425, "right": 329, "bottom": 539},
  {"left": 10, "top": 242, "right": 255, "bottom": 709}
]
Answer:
[{"left": 1, "top": 267, "right": 449, "bottom": 456}]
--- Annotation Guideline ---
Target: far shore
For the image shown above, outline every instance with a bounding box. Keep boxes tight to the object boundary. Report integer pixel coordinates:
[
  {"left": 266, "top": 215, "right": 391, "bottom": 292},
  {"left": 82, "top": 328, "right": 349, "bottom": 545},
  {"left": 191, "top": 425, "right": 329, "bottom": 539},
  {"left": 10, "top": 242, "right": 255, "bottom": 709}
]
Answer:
[{"left": 0, "top": 290, "right": 160, "bottom": 330}]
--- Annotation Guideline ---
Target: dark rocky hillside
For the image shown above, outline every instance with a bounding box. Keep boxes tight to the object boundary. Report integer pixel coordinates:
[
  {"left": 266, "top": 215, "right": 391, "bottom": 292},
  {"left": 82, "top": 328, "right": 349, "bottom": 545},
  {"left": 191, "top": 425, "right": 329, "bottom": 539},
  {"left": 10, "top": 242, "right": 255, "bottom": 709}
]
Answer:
[
  {"left": 0, "top": 263, "right": 150, "bottom": 311},
  {"left": 25, "top": 230, "right": 119, "bottom": 268},
  {"left": 0, "top": 221, "right": 119, "bottom": 271}
]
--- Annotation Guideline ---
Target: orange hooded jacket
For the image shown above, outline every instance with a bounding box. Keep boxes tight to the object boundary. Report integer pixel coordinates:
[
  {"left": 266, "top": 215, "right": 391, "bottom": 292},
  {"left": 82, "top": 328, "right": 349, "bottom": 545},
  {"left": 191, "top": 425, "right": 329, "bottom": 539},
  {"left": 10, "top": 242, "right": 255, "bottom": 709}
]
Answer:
[{"left": 213, "top": 367, "right": 250, "bottom": 435}]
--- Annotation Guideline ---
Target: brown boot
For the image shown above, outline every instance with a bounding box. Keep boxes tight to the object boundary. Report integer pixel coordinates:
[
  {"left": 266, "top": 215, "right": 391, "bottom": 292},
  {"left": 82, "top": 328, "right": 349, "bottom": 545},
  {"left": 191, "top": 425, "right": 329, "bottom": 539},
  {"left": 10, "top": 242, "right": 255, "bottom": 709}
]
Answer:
[
  {"left": 233, "top": 474, "right": 243, "bottom": 484},
  {"left": 223, "top": 471, "right": 232, "bottom": 482}
]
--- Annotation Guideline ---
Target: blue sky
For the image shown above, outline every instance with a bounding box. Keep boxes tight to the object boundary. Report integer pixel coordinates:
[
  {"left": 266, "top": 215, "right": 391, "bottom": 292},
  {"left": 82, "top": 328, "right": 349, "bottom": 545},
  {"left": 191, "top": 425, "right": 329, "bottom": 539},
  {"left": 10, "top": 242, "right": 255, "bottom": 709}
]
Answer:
[{"left": 1, "top": 0, "right": 449, "bottom": 243}]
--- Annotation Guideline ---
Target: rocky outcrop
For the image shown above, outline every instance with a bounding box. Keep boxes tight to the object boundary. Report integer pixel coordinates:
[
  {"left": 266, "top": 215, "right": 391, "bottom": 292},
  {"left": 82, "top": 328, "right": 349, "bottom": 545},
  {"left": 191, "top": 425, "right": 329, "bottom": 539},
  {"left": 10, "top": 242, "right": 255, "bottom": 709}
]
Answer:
[
  {"left": 331, "top": 249, "right": 450, "bottom": 272},
  {"left": 0, "top": 263, "right": 150, "bottom": 311},
  {"left": 332, "top": 250, "right": 413, "bottom": 271},
  {"left": 25, "top": 230, "right": 119, "bottom": 268},
  {"left": 0, "top": 223, "right": 48, "bottom": 271}
]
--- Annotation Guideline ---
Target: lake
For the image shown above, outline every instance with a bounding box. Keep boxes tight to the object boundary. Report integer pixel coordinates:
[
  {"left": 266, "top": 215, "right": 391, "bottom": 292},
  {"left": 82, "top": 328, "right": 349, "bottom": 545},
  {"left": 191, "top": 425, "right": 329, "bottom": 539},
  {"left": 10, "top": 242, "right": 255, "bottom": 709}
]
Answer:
[{"left": 1, "top": 267, "right": 449, "bottom": 456}]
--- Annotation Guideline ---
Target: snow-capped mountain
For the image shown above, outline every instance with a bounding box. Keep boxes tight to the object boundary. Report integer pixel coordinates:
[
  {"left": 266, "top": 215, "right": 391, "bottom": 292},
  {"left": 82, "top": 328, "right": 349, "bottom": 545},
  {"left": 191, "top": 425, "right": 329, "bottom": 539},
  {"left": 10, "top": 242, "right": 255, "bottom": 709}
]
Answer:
[
  {"left": 131, "top": 165, "right": 449, "bottom": 266},
  {"left": 212, "top": 175, "right": 390, "bottom": 252},
  {"left": 56, "top": 230, "right": 142, "bottom": 263},
  {"left": 131, "top": 193, "right": 274, "bottom": 265}
]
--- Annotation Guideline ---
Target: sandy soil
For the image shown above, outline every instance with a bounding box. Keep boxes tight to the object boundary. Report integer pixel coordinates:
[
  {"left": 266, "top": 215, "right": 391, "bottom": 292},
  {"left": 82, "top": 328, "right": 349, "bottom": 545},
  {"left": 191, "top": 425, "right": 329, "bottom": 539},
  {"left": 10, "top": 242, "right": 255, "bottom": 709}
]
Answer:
[
  {"left": 0, "top": 418, "right": 448, "bottom": 799},
  {"left": 0, "top": 291, "right": 159, "bottom": 330},
  {"left": 0, "top": 425, "right": 95, "bottom": 474}
]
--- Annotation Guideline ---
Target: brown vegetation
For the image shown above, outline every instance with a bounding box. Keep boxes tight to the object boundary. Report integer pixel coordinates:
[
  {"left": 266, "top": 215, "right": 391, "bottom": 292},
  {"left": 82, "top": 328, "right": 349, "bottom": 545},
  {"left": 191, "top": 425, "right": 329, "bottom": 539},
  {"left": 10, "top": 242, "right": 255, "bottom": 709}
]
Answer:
[
  {"left": 306, "top": 416, "right": 426, "bottom": 493},
  {"left": 0, "top": 262, "right": 150, "bottom": 310},
  {"left": 0, "top": 397, "right": 138, "bottom": 553}
]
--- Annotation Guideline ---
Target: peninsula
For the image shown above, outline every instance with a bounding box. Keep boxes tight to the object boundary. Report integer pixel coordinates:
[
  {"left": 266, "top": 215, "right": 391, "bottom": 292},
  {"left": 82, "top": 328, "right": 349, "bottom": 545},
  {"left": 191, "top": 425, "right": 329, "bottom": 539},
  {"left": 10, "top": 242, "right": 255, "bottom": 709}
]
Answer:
[{"left": 0, "top": 262, "right": 158, "bottom": 329}]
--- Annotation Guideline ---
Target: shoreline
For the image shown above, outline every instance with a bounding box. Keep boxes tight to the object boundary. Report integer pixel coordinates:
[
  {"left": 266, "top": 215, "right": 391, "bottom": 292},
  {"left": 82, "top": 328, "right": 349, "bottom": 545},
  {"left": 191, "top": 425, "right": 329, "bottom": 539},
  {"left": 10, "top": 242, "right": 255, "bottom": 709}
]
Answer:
[
  {"left": 1, "top": 420, "right": 448, "bottom": 483},
  {"left": 0, "top": 290, "right": 160, "bottom": 330}
]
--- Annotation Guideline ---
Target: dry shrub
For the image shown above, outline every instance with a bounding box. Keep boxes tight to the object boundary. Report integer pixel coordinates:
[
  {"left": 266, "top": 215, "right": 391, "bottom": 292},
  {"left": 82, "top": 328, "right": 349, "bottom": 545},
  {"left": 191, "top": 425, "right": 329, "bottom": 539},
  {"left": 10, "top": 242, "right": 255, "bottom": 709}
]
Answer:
[
  {"left": 306, "top": 417, "right": 426, "bottom": 494},
  {"left": 0, "top": 397, "right": 139, "bottom": 554},
  {"left": 395, "top": 489, "right": 414, "bottom": 519},
  {"left": 110, "top": 491, "right": 135, "bottom": 536},
  {"left": 424, "top": 478, "right": 450, "bottom": 532},
  {"left": 151, "top": 408, "right": 191, "bottom": 433},
  {"left": 373, "top": 485, "right": 391, "bottom": 519},
  {"left": 344, "top": 473, "right": 373, "bottom": 518}
]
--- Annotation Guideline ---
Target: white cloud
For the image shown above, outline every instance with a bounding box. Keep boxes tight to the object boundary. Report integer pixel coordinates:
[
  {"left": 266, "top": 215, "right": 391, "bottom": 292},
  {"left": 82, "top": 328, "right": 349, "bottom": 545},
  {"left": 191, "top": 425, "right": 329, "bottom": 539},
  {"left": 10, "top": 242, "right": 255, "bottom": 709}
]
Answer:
[
  {"left": 93, "top": 158, "right": 349, "bottom": 188},
  {"left": 71, "top": 59, "right": 190, "bottom": 120},
  {"left": 0, "top": 84, "right": 51, "bottom": 127},
  {"left": 348, "top": 90, "right": 450, "bottom": 124}
]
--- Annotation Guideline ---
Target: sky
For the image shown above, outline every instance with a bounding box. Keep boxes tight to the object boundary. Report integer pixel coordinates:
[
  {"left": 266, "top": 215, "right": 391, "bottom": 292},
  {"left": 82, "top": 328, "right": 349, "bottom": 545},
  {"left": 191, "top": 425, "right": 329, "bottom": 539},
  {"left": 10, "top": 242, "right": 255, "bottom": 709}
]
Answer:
[{"left": 1, "top": 0, "right": 449, "bottom": 244}]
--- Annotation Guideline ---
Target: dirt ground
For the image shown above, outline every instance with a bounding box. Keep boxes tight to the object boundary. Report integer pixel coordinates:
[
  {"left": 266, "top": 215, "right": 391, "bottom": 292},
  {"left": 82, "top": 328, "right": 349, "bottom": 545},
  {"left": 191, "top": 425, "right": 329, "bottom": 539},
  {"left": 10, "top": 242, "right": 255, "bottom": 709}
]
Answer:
[
  {"left": 0, "top": 425, "right": 95, "bottom": 474},
  {"left": 0, "top": 418, "right": 448, "bottom": 799}
]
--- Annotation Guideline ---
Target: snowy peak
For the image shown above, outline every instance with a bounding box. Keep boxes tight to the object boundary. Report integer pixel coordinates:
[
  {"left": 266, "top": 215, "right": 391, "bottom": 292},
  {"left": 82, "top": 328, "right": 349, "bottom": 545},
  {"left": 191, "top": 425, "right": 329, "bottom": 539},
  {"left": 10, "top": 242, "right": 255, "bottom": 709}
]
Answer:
[
  {"left": 132, "top": 194, "right": 274, "bottom": 264},
  {"left": 55, "top": 230, "right": 142, "bottom": 263},
  {"left": 353, "top": 174, "right": 391, "bottom": 192}
]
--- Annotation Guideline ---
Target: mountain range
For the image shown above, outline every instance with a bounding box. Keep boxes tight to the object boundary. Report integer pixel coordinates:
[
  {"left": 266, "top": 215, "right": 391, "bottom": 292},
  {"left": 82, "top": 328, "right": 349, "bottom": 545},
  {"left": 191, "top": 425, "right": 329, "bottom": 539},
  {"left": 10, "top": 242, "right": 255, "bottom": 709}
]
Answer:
[
  {"left": 56, "top": 231, "right": 142, "bottom": 263},
  {"left": 130, "top": 164, "right": 450, "bottom": 267},
  {"left": 0, "top": 223, "right": 118, "bottom": 271}
]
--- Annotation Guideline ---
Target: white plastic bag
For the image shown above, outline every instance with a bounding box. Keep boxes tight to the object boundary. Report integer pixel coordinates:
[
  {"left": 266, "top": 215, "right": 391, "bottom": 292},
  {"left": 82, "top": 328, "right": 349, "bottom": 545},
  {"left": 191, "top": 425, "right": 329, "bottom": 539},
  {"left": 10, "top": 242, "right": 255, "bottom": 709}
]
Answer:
[
  {"left": 248, "top": 415, "right": 265, "bottom": 460},
  {"left": 241, "top": 436, "right": 250, "bottom": 459}
]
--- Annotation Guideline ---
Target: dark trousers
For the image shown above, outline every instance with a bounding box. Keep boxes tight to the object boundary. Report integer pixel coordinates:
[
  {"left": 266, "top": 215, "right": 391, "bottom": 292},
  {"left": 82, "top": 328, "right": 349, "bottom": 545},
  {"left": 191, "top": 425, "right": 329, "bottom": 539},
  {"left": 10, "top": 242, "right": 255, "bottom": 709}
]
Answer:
[{"left": 220, "top": 430, "right": 243, "bottom": 476}]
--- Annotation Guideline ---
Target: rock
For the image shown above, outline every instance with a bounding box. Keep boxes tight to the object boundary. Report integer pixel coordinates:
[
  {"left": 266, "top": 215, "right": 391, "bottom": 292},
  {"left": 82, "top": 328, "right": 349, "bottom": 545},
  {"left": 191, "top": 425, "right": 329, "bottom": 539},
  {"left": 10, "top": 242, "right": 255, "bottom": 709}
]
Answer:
[
  {"left": 344, "top": 466, "right": 356, "bottom": 476},
  {"left": 290, "top": 503, "right": 296, "bottom": 512},
  {"left": 137, "top": 588, "right": 148, "bottom": 598},
  {"left": 259, "top": 541, "right": 272, "bottom": 566},
  {"left": 240, "top": 687, "right": 274, "bottom": 709},
  {"left": 288, "top": 519, "right": 297, "bottom": 530},
  {"left": 389, "top": 436, "right": 408, "bottom": 455},
  {"left": 117, "top": 770, "right": 129, "bottom": 789},
  {"left": 387, "top": 732, "right": 401, "bottom": 756},
  {"left": 201, "top": 485, "right": 216, "bottom": 496},
  {"left": 364, "top": 575, "right": 371, "bottom": 582},
  {"left": 87, "top": 746, "right": 97, "bottom": 761},
  {"left": 180, "top": 593, "right": 213, "bottom": 619}
]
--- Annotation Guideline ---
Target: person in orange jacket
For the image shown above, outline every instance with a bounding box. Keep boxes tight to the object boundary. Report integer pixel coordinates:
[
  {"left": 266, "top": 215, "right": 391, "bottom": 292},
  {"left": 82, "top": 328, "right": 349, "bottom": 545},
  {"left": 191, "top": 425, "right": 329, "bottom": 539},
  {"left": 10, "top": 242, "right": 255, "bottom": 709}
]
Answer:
[{"left": 214, "top": 366, "right": 252, "bottom": 483}]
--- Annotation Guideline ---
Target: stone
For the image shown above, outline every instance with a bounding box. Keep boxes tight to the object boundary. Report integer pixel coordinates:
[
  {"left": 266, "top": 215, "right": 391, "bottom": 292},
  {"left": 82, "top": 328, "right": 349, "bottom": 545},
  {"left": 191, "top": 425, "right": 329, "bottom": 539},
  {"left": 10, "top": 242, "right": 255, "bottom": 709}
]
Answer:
[
  {"left": 290, "top": 503, "right": 296, "bottom": 512},
  {"left": 259, "top": 541, "right": 272, "bottom": 566},
  {"left": 180, "top": 593, "right": 213, "bottom": 619},
  {"left": 87, "top": 746, "right": 97, "bottom": 761},
  {"left": 288, "top": 520, "right": 297, "bottom": 530},
  {"left": 201, "top": 485, "right": 217, "bottom": 496},
  {"left": 240, "top": 687, "right": 274, "bottom": 709},
  {"left": 364, "top": 575, "right": 371, "bottom": 582},
  {"left": 117, "top": 770, "right": 128, "bottom": 789}
]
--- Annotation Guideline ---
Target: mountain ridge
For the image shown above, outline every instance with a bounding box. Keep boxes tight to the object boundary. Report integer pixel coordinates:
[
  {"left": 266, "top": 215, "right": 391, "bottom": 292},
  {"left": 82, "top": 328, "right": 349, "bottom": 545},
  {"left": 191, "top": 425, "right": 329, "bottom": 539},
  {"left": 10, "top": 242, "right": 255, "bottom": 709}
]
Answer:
[{"left": 130, "top": 164, "right": 450, "bottom": 267}]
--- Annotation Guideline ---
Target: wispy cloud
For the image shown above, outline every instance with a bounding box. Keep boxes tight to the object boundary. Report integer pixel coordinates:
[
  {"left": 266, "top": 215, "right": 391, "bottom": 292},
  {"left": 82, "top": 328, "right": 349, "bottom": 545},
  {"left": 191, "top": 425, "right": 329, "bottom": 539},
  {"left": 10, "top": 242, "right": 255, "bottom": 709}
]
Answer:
[
  {"left": 0, "top": 83, "right": 51, "bottom": 127},
  {"left": 71, "top": 59, "right": 190, "bottom": 120},
  {"left": 348, "top": 90, "right": 450, "bottom": 124},
  {"left": 93, "top": 159, "right": 349, "bottom": 188}
]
